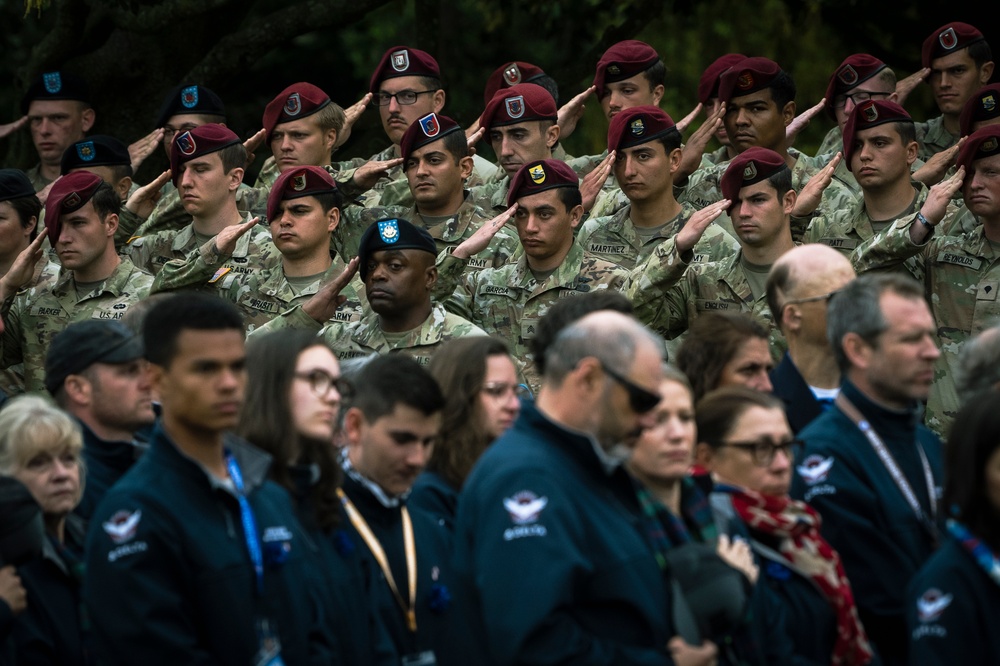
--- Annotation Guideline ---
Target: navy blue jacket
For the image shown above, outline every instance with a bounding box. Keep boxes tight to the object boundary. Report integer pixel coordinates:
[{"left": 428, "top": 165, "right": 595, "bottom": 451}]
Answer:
[
  {"left": 286, "top": 465, "right": 398, "bottom": 666},
  {"left": 769, "top": 352, "right": 826, "bottom": 434},
  {"left": 83, "top": 425, "right": 333, "bottom": 666},
  {"left": 339, "top": 470, "right": 464, "bottom": 664},
  {"left": 408, "top": 470, "right": 458, "bottom": 531},
  {"left": 453, "top": 401, "right": 675, "bottom": 665},
  {"left": 790, "top": 380, "right": 943, "bottom": 666},
  {"left": 5, "top": 518, "right": 90, "bottom": 666},
  {"left": 74, "top": 421, "right": 145, "bottom": 524},
  {"left": 906, "top": 535, "right": 1000, "bottom": 665}
]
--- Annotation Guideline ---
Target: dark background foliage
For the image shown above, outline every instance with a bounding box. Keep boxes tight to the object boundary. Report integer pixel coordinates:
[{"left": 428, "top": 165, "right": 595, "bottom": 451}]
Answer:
[{"left": 2, "top": 0, "right": 992, "bottom": 183}]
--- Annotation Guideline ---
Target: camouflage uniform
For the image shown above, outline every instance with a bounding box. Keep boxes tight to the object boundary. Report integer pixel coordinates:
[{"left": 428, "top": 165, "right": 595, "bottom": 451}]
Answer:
[
  {"left": 124, "top": 214, "right": 274, "bottom": 278},
  {"left": 25, "top": 164, "right": 51, "bottom": 193},
  {"left": 467, "top": 177, "right": 511, "bottom": 215},
  {"left": 125, "top": 183, "right": 265, "bottom": 240},
  {"left": 802, "top": 181, "right": 952, "bottom": 281},
  {"left": 0, "top": 260, "right": 62, "bottom": 396},
  {"left": 150, "top": 238, "right": 364, "bottom": 333},
  {"left": 816, "top": 126, "right": 843, "bottom": 158},
  {"left": 0, "top": 256, "right": 153, "bottom": 393},
  {"left": 251, "top": 302, "right": 486, "bottom": 367},
  {"left": 576, "top": 202, "right": 738, "bottom": 270},
  {"left": 439, "top": 242, "right": 629, "bottom": 393},
  {"left": 914, "top": 115, "right": 958, "bottom": 162},
  {"left": 624, "top": 240, "right": 787, "bottom": 360},
  {"left": 851, "top": 215, "right": 1000, "bottom": 439}
]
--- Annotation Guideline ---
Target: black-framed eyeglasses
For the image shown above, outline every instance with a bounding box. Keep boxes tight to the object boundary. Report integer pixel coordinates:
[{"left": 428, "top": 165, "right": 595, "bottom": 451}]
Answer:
[
  {"left": 833, "top": 91, "right": 892, "bottom": 109},
  {"left": 599, "top": 363, "right": 661, "bottom": 414},
  {"left": 481, "top": 382, "right": 532, "bottom": 400},
  {"left": 372, "top": 90, "right": 438, "bottom": 107},
  {"left": 721, "top": 438, "right": 802, "bottom": 467},
  {"left": 295, "top": 370, "right": 353, "bottom": 398},
  {"left": 783, "top": 288, "right": 842, "bottom": 308}
]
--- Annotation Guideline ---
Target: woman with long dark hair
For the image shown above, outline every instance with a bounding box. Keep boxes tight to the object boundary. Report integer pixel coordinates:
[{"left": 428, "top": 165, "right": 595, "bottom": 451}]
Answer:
[
  {"left": 907, "top": 390, "right": 1000, "bottom": 663},
  {"left": 409, "top": 336, "right": 523, "bottom": 527},
  {"left": 239, "top": 329, "right": 394, "bottom": 665}
]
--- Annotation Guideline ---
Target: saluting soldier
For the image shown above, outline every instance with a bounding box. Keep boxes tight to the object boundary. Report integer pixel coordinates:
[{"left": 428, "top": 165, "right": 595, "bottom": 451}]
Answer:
[{"left": 0, "top": 172, "right": 153, "bottom": 393}]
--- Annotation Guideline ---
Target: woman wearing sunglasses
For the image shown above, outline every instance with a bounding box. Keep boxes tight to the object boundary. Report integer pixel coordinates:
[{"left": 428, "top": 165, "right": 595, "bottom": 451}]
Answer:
[
  {"left": 409, "top": 336, "right": 525, "bottom": 529},
  {"left": 696, "top": 386, "right": 876, "bottom": 666},
  {"left": 239, "top": 329, "right": 395, "bottom": 665}
]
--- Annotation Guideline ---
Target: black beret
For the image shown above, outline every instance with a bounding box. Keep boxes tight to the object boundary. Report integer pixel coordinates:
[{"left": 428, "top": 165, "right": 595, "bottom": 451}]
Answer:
[
  {"left": 155, "top": 84, "right": 226, "bottom": 128},
  {"left": 357, "top": 218, "right": 437, "bottom": 280},
  {"left": 60, "top": 135, "right": 131, "bottom": 175}
]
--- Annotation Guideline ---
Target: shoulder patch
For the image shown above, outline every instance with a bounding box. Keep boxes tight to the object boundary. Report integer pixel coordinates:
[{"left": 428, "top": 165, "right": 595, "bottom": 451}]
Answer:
[
  {"left": 103, "top": 509, "right": 141, "bottom": 544},
  {"left": 504, "top": 491, "right": 547, "bottom": 524},
  {"left": 208, "top": 266, "right": 232, "bottom": 284},
  {"left": 796, "top": 455, "right": 834, "bottom": 485},
  {"left": 917, "top": 588, "right": 953, "bottom": 623}
]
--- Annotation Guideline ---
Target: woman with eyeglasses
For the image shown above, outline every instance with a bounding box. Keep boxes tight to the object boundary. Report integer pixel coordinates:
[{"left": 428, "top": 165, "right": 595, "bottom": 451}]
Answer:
[
  {"left": 239, "top": 329, "right": 396, "bottom": 665},
  {"left": 696, "top": 386, "right": 876, "bottom": 666},
  {"left": 906, "top": 391, "right": 1000, "bottom": 664},
  {"left": 409, "top": 336, "right": 525, "bottom": 529},
  {"left": 0, "top": 395, "right": 91, "bottom": 666}
]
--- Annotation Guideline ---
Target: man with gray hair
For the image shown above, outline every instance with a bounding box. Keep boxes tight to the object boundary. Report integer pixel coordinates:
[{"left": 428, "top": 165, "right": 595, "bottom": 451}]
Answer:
[
  {"left": 790, "top": 273, "right": 943, "bottom": 666},
  {"left": 453, "top": 310, "right": 718, "bottom": 665}
]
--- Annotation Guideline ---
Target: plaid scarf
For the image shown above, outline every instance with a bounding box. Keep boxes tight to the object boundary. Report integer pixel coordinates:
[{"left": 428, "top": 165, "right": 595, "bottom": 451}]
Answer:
[
  {"left": 635, "top": 477, "right": 719, "bottom": 571},
  {"left": 728, "top": 488, "right": 874, "bottom": 666}
]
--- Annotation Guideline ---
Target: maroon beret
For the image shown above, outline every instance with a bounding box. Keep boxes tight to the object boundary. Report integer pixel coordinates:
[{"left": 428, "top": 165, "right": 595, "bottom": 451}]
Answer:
[
  {"left": 593, "top": 40, "right": 660, "bottom": 98},
  {"left": 607, "top": 106, "right": 676, "bottom": 152},
  {"left": 169, "top": 123, "right": 241, "bottom": 187},
  {"left": 266, "top": 166, "right": 338, "bottom": 223},
  {"left": 824, "top": 54, "right": 888, "bottom": 119},
  {"left": 44, "top": 171, "right": 103, "bottom": 246},
  {"left": 698, "top": 53, "right": 746, "bottom": 104},
  {"left": 399, "top": 113, "right": 463, "bottom": 163},
  {"left": 483, "top": 61, "right": 548, "bottom": 106},
  {"left": 842, "top": 100, "right": 912, "bottom": 170},
  {"left": 718, "top": 57, "right": 784, "bottom": 103},
  {"left": 480, "top": 83, "right": 557, "bottom": 133},
  {"left": 922, "top": 22, "right": 985, "bottom": 68},
  {"left": 957, "top": 125, "right": 1000, "bottom": 172},
  {"left": 720, "top": 147, "right": 788, "bottom": 205},
  {"left": 507, "top": 159, "right": 578, "bottom": 207},
  {"left": 262, "top": 83, "right": 331, "bottom": 142},
  {"left": 369, "top": 46, "right": 441, "bottom": 93},
  {"left": 960, "top": 84, "right": 1000, "bottom": 137}
]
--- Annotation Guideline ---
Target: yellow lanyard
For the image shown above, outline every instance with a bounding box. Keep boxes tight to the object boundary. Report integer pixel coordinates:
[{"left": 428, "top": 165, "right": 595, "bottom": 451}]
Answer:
[{"left": 337, "top": 487, "right": 418, "bottom": 632}]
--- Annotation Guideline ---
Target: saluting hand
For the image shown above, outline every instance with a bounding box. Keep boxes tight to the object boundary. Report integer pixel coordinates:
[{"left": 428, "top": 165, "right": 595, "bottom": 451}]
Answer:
[
  {"left": 557, "top": 85, "right": 596, "bottom": 141},
  {"left": 791, "top": 152, "right": 842, "bottom": 218},
  {"left": 211, "top": 217, "right": 259, "bottom": 257},
  {"left": 303, "top": 257, "right": 360, "bottom": 323},
  {"left": 675, "top": 103, "right": 724, "bottom": 185},
  {"left": 243, "top": 129, "right": 267, "bottom": 167},
  {"left": 453, "top": 204, "right": 518, "bottom": 259},
  {"left": 0, "top": 115, "right": 28, "bottom": 141},
  {"left": 125, "top": 169, "right": 171, "bottom": 219},
  {"left": 785, "top": 98, "right": 826, "bottom": 147},
  {"left": 336, "top": 93, "right": 373, "bottom": 150},
  {"left": 675, "top": 199, "right": 731, "bottom": 254},
  {"left": 913, "top": 139, "right": 963, "bottom": 187},
  {"left": 353, "top": 157, "right": 404, "bottom": 191},
  {"left": 675, "top": 103, "right": 703, "bottom": 134},
  {"left": 896, "top": 68, "right": 931, "bottom": 107},
  {"left": 128, "top": 128, "right": 165, "bottom": 173},
  {"left": 0, "top": 232, "right": 47, "bottom": 301},
  {"left": 580, "top": 150, "right": 615, "bottom": 213}
]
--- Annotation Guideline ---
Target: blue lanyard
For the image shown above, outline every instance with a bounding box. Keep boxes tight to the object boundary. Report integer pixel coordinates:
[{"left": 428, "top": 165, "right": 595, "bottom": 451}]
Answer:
[{"left": 225, "top": 449, "right": 264, "bottom": 596}]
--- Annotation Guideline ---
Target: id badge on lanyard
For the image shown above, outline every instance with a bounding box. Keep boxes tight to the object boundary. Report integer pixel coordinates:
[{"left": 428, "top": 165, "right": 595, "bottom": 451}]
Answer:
[{"left": 226, "top": 450, "right": 286, "bottom": 665}]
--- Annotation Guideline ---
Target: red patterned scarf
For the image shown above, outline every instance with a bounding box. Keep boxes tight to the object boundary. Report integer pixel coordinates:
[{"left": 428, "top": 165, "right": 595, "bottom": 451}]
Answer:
[{"left": 728, "top": 488, "right": 874, "bottom": 666}]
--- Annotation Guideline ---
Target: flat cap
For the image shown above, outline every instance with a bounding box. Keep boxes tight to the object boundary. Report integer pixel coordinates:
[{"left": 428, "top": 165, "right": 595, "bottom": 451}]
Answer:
[{"left": 45, "top": 319, "right": 145, "bottom": 394}]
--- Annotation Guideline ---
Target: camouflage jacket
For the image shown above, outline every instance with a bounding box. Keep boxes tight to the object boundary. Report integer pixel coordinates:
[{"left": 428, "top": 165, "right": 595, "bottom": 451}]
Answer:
[
  {"left": 126, "top": 214, "right": 274, "bottom": 279},
  {"left": 251, "top": 302, "right": 485, "bottom": 367},
  {"left": 803, "top": 181, "right": 945, "bottom": 281},
  {"left": 576, "top": 202, "right": 739, "bottom": 270},
  {"left": 0, "top": 256, "right": 153, "bottom": 393},
  {"left": 440, "top": 242, "right": 629, "bottom": 392},
  {"left": 851, "top": 214, "right": 1000, "bottom": 439},
  {"left": 0, "top": 260, "right": 62, "bottom": 395},
  {"left": 625, "top": 241, "right": 787, "bottom": 360},
  {"left": 914, "top": 115, "right": 958, "bottom": 162},
  {"left": 151, "top": 236, "right": 362, "bottom": 333}
]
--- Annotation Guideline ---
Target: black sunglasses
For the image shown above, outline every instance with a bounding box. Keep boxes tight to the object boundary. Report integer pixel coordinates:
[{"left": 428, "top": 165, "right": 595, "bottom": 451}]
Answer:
[{"left": 599, "top": 362, "right": 661, "bottom": 414}]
